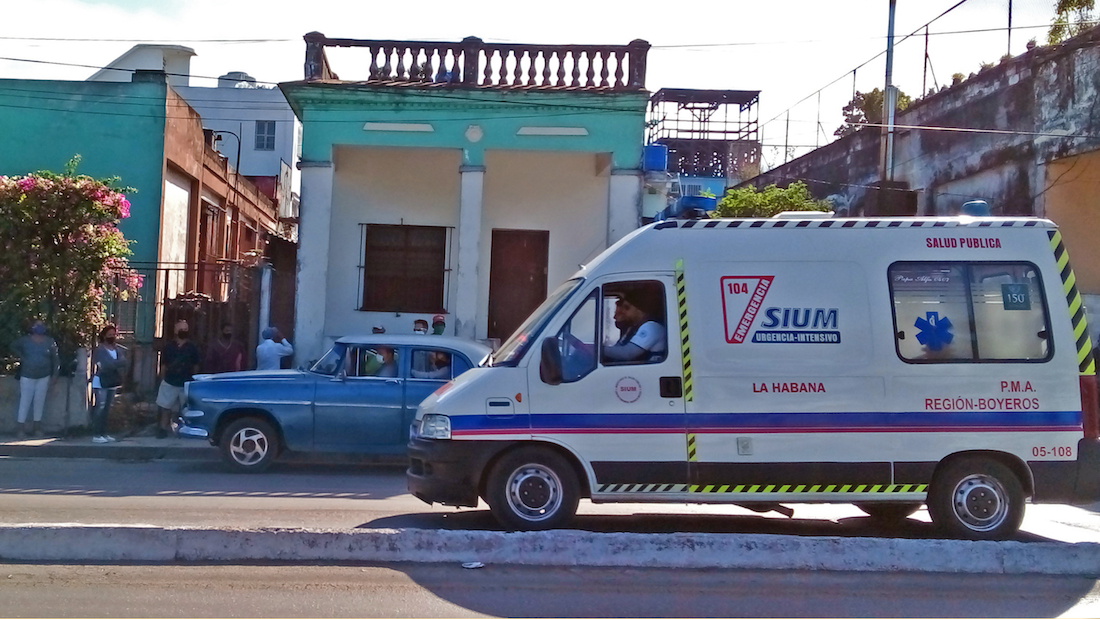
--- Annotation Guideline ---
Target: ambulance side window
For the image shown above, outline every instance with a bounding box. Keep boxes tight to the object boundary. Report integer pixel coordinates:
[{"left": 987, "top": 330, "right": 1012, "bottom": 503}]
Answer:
[
  {"left": 889, "top": 261, "right": 1051, "bottom": 363},
  {"left": 601, "top": 281, "right": 668, "bottom": 365}
]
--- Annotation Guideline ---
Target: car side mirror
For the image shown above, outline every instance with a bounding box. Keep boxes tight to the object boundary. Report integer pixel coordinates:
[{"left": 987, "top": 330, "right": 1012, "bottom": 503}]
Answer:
[{"left": 540, "top": 338, "right": 563, "bottom": 386}]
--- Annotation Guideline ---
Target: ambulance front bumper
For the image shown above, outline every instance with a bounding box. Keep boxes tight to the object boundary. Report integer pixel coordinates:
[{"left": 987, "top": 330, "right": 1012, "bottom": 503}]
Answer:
[{"left": 406, "top": 437, "right": 517, "bottom": 508}]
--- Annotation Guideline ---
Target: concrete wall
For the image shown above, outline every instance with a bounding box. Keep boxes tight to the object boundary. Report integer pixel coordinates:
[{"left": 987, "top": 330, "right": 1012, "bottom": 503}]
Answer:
[
  {"left": 0, "top": 79, "right": 167, "bottom": 264},
  {"left": 86, "top": 45, "right": 194, "bottom": 88},
  {"left": 480, "top": 150, "right": 610, "bottom": 339},
  {"left": 743, "top": 26, "right": 1100, "bottom": 293},
  {"left": 175, "top": 85, "right": 301, "bottom": 192},
  {"left": 325, "top": 146, "right": 462, "bottom": 340},
  {"left": 0, "top": 350, "right": 90, "bottom": 433}
]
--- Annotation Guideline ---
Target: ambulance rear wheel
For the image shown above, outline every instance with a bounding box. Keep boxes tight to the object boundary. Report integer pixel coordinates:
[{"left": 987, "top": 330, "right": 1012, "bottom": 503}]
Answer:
[
  {"left": 927, "top": 457, "right": 1025, "bottom": 540},
  {"left": 485, "top": 446, "right": 580, "bottom": 531},
  {"left": 855, "top": 502, "right": 921, "bottom": 525}
]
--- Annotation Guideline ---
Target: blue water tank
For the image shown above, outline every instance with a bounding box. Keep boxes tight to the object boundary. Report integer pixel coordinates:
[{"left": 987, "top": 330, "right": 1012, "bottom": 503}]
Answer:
[
  {"left": 961, "top": 200, "right": 991, "bottom": 216},
  {"left": 643, "top": 144, "right": 668, "bottom": 172}
]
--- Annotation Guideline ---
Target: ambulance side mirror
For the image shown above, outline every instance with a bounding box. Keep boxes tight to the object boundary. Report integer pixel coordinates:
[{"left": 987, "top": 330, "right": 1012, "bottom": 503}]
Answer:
[{"left": 540, "top": 338, "right": 563, "bottom": 385}]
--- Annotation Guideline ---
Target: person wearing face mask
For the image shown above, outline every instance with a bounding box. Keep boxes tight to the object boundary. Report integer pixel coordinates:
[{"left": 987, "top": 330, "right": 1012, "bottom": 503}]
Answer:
[
  {"left": 431, "top": 314, "right": 447, "bottom": 335},
  {"left": 156, "top": 319, "right": 201, "bottom": 439},
  {"left": 10, "top": 319, "right": 59, "bottom": 439},
  {"left": 203, "top": 322, "right": 245, "bottom": 374},
  {"left": 90, "top": 324, "right": 128, "bottom": 443},
  {"left": 413, "top": 319, "right": 429, "bottom": 335}
]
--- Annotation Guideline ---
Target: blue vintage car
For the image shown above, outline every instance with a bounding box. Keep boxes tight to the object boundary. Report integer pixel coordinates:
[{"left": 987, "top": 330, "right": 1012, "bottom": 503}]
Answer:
[{"left": 180, "top": 335, "right": 492, "bottom": 472}]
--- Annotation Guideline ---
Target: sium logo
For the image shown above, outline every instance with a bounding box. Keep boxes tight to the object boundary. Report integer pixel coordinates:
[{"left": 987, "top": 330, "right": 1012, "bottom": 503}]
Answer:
[{"left": 753, "top": 307, "right": 841, "bottom": 344}]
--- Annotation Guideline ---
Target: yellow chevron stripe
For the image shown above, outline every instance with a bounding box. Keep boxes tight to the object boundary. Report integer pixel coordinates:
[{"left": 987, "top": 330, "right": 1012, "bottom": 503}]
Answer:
[{"left": 674, "top": 259, "right": 694, "bottom": 402}]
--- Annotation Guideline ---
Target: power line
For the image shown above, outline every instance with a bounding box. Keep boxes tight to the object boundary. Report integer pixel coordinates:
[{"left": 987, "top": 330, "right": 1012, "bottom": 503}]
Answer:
[
  {"left": 652, "top": 21, "right": 1096, "bottom": 49},
  {"left": 760, "top": 0, "right": 974, "bottom": 131}
]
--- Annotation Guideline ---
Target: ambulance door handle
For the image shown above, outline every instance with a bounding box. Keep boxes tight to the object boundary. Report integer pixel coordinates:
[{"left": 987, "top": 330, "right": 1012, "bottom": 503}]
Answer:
[{"left": 659, "top": 376, "right": 683, "bottom": 398}]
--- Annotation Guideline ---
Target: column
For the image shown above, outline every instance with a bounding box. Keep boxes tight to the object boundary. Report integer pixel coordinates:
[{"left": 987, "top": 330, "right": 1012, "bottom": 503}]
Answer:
[
  {"left": 293, "top": 160, "right": 334, "bottom": 366},
  {"left": 608, "top": 169, "right": 643, "bottom": 245},
  {"left": 454, "top": 165, "right": 485, "bottom": 340}
]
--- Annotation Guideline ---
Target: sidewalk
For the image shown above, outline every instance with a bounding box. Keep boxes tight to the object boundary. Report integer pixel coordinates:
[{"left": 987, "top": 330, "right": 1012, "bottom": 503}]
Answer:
[{"left": 0, "top": 432, "right": 217, "bottom": 461}]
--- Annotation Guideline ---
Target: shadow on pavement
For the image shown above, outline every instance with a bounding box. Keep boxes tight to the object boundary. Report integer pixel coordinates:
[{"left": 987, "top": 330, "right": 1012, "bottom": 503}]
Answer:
[
  {"left": 385, "top": 564, "right": 1098, "bottom": 618},
  {"left": 360, "top": 508, "right": 1057, "bottom": 542},
  {"left": 0, "top": 459, "right": 408, "bottom": 501}
]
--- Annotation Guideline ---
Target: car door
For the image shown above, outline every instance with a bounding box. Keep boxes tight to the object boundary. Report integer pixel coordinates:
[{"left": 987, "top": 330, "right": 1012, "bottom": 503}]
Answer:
[{"left": 313, "top": 345, "right": 406, "bottom": 452}]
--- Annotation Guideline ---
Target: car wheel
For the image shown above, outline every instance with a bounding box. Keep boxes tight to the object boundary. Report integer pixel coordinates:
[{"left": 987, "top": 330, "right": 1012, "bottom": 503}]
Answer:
[
  {"left": 220, "top": 417, "right": 278, "bottom": 473},
  {"left": 855, "top": 502, "right": 921, "bottom": 526},
  {"left": 485, "top": 446, "right": 580, "bottom": 531},
  {"left": 927, "top": 457, "right": 1025, "bottom": 540}
]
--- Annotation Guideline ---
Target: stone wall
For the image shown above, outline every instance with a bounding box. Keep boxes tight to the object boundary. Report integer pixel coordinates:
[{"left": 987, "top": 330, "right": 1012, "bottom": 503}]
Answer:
[
  {"left": 745, "top": 25, "right": 1100, "bottom": 219},
  {"left": 0, "top": 349, "right": 90, "bottom": 434}
]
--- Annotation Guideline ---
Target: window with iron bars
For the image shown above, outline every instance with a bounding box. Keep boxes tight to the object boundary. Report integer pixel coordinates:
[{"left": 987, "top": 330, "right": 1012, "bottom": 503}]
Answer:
[{"left": 358, "top": 224, "right": 452, "bottom": 313}]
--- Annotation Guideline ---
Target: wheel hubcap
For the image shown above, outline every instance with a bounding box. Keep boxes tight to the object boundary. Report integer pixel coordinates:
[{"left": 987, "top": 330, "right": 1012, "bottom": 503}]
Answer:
[
  {"left": 229, "top": 427, "right": 268, "bottom": 465},
  {"left": 505, "top": 464, "right": 562, "bottom": 522},
  {"left": 951, "top": 473, "right": 1009, "bottom": 532}
]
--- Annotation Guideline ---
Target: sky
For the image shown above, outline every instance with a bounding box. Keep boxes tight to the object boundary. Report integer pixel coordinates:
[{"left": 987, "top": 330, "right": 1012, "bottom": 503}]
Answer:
[{"left": 0, "top": 0, "right": 1066, "bottom": 169}]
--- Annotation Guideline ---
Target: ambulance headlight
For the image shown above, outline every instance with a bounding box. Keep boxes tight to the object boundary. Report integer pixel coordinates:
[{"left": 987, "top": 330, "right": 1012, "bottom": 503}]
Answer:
[{"left": 419, "top": 414, "right": 452, "bottom": 440}]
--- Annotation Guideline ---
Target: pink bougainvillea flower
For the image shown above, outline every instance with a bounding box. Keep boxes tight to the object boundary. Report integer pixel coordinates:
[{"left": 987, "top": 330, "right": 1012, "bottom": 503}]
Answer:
[
  {"left": 17, "top": 177, "right": 36, "bottom": 192},
  {"left": 118, "top": 197, "right": 131, "bottom": 219}
]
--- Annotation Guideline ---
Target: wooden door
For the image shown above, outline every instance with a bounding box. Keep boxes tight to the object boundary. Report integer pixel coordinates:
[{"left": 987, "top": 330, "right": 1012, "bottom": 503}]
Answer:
[{"left": 488, "top": 229, "right": 549, "bottom": 341}]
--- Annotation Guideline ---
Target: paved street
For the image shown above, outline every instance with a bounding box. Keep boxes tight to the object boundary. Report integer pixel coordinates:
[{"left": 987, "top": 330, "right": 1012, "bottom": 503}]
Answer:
[
  {"left": 1, "top": 563, "right": 1099, "bottom": 618},
  {"left": 1, "top": 456, "right": 1098, "bottom": 542}
]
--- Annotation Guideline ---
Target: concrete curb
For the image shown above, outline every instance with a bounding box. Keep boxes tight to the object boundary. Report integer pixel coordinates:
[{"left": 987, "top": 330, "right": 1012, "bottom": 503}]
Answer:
[{"left": 1, "top": 525, "right": 1098, "bottom": 575}]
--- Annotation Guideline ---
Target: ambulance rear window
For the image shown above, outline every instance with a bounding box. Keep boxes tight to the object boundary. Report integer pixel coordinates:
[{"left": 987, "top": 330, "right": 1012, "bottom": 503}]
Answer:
[{"left": 889, "top": 262, "right": 1051, "bottom": 364}]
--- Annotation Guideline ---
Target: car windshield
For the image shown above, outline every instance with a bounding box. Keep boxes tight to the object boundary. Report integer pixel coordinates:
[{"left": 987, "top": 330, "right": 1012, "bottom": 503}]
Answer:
[
  {"left": 491, "top": 278, "right": 584, "bottom": 367},
  {"left": 310, "top": 343, "right": 348, "bottom": 376}
]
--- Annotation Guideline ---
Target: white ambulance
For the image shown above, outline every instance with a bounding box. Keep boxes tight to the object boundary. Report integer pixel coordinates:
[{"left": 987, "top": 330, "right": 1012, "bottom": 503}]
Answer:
[{"left": 407, "top": 215, "right": 1100, "bottom": 540}]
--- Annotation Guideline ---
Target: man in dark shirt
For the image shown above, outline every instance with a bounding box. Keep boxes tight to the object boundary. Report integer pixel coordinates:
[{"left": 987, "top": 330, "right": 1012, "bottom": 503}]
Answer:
[
  {"left": 204, "top": 322, "right": 245, "bottom": 374},
  {"left": 156, "top": 319, "right": 201, "bottom": 438}
]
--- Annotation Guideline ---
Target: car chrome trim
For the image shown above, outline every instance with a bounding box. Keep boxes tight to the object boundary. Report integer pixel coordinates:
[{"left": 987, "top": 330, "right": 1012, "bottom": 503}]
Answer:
[
  {"left": 206, "top": 399, "right": 312, "bottom": 405},
  {"left": 182, "top": 408, "right": 204, "bottom": 418},
  {"left": 315, "top": 403, "right": 403, "bottom": 409},
  {"left": 178, "top": 425, "right": 209, "bottom": 439}
]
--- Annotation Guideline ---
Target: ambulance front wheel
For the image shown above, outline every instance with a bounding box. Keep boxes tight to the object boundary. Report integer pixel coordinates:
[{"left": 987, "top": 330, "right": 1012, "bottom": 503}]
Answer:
[
  {"left": 927, "top": 457, "right": 1025, "bottom": 540},
  {"left": 485, "top": 446, "right": 581, "bottom": 530}
]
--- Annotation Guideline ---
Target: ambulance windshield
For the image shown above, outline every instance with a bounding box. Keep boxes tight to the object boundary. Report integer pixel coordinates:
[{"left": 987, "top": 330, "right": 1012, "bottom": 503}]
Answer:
[{"left": 490, "top": 278, "right": 584, "bottom": 367}]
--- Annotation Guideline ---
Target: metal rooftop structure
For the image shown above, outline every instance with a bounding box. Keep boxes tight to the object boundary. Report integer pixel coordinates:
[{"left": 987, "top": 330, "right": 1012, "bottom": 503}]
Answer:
[{"left": 647, "top": 88, "right": 761, "bottom": 182}]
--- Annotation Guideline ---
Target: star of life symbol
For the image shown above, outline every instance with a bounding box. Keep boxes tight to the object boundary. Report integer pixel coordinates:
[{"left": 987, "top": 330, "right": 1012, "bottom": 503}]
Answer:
[{"left": 915, "top": 311, "right": 954, "bottom": 351}]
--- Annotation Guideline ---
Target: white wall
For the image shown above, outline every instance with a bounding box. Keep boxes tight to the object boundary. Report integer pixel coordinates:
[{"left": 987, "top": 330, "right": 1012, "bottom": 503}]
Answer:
[
  {"left": 174, "top": 86, "right": 301, "bottom": 193},
  {"left": 480, "top": 150, "right": 611, "bottom": 340},
  {"left": 325, "top": 146, "right": 462, "bottom": 339},
  {"left": 86, "top": 45, "right": 194, "bottom": 88}
]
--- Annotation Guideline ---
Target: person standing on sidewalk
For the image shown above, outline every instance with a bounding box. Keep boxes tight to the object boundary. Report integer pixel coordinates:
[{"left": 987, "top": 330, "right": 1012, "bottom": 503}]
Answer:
[
  {"left": 155, "top": 320, "right": 200, "bottom": 439},
  {"left": 203, "top": 322, "right": 245, "bottom": 374},
  {"left": 90, "top": 324, "right": 128, "bottom": 444},
  {"left": 256, "top": 327, "right": 293, "bottom": 371},
  {"left": 10, "top": 319, "right": 59, "bottom": 439}
]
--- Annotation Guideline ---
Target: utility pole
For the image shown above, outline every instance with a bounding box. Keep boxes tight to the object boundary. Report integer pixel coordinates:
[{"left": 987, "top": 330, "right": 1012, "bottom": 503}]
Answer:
[
  {"left": 881, "top": 0, "right": 898, "bottom": 182},
  {"left": 1007, "top": 0, "right": 1013, "bottom": 56}
]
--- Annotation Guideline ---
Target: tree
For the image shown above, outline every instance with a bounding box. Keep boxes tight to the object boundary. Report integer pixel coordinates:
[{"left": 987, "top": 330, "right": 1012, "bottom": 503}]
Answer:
[
  {"left": 0, "top": 157, "right": 142, "bottom": 374},
  {"left": 835, "top": 87, "right": 912, "bottom": 138},
  {"left": 1048, "top": 0, "right": 1095, "bottom": 44},
  {"left": 712, "top": 181, "right": 830, "bottom": 218}
]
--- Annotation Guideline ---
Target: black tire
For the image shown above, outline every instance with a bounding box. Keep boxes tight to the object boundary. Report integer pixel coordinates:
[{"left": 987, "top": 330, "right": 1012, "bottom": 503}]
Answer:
[
  {"left": 219, "top": 417, "right": 279, "bottom": 473},
  {"left": 855, "top": 502, "right": 921, "bottom": 525},
  {"left": 485, "top": 446, "right": 581, "bottom": 530},
  {"left": 927, "top": 457, "right": 1025, "bottom": 540}
]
